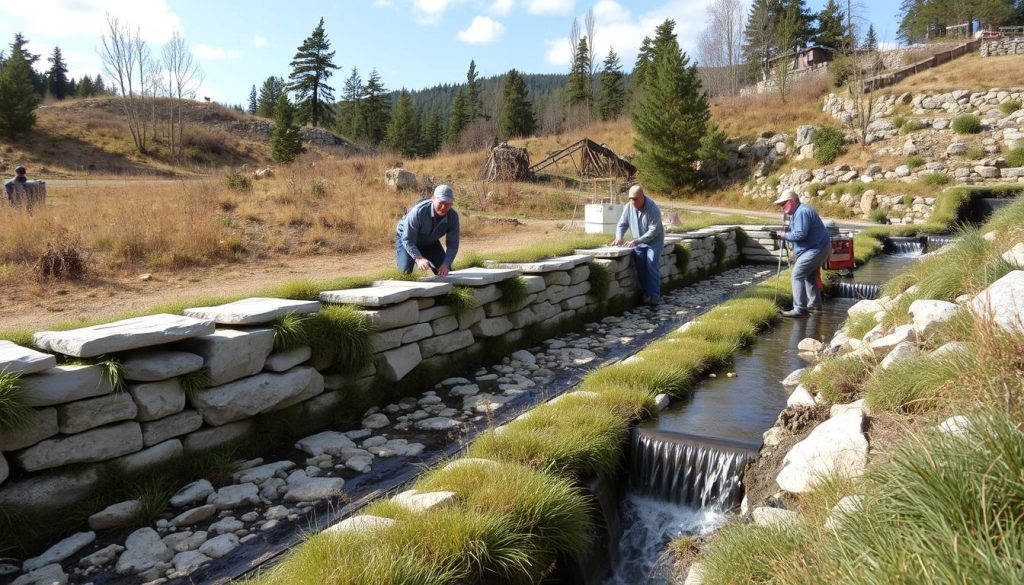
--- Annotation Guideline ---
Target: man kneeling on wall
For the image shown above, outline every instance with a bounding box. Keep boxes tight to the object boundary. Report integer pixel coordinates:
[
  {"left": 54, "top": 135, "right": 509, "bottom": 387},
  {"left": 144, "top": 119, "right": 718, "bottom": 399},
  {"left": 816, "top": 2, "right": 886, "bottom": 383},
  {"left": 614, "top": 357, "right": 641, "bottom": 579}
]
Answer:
[
  {"left": 769, "top": 189, "right": 830, "bottom": 318},
  {"left": 611, "top": 184, "right": 665, "bottom": 306}
]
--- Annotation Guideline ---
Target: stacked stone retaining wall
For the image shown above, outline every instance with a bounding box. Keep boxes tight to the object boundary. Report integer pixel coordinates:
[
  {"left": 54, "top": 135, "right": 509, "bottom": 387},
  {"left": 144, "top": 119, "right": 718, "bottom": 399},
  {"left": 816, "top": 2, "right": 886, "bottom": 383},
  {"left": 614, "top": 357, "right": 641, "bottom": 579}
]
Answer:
[
  {"left": 981, "top": 39, "right": 1024, "bottom": 57},
  {"left": 0, "top": 229, "right": 745, "bottom": 510}
]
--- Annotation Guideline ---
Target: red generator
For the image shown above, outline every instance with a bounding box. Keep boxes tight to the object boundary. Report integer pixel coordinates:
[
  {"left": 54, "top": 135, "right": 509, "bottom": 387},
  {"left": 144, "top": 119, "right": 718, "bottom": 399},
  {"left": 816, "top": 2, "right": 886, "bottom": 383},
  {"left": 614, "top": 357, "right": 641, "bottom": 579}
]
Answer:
[{"left": 826, "top": 236, "right": 855, "bottom": 271}]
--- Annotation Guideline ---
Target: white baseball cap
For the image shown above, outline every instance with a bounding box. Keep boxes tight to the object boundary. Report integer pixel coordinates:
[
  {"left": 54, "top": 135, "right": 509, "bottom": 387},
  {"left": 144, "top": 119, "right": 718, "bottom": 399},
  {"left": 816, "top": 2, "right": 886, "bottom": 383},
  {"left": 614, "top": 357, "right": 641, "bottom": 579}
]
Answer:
[{"left": 773, "top": 189, "right": 798, "bottom": 205}]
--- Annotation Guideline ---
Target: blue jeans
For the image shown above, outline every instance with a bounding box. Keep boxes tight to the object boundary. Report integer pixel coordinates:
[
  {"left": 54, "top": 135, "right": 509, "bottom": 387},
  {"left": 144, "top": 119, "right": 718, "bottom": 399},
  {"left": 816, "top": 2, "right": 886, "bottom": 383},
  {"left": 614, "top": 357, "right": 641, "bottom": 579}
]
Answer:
[
  {"left": 633, "top": 244, "right": 662, "bottom": 300},
  {"left": 395, "top": 234, "right": 446, "bottom": 275},
  {"left": 791, "top": 246, "right": 830, "bottom": 312}
]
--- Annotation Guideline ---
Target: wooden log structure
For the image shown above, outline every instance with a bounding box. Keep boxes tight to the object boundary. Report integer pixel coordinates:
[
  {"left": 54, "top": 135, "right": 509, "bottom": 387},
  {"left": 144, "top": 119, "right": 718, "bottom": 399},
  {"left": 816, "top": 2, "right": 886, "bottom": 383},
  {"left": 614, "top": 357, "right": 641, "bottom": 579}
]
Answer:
[{"left": 528, "top": 138, "right": 635, "bottom": 179}]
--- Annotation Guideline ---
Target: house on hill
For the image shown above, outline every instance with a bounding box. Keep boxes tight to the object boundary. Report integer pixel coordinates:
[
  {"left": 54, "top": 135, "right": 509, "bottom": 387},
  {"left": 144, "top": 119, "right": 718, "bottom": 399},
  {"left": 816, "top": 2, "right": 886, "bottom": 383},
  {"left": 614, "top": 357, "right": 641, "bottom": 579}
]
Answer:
[{"left": 746, "top": 45, "right": 836, "bottom": 95}]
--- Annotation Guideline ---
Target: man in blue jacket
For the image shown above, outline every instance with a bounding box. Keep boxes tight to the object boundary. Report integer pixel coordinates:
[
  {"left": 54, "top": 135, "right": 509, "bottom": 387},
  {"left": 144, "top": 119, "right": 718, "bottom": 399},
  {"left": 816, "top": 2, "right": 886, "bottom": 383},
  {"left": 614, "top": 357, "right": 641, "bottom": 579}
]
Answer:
[
  {"left": 396, "top": 184, "right": 460, "bottom": 277},
  {"left": 771, "top": 190, "right": 831, "bottom": 317},
  {"left": 612, "top": 184, "right": 665, "bottom": 305}
]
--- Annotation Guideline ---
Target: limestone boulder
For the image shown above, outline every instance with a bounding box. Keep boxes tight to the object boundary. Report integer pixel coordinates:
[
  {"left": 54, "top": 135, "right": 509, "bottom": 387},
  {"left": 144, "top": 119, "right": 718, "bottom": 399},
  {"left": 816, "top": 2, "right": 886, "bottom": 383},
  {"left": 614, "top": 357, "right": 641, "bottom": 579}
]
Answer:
[
  {"left": 129, "top": 379, "right": 186, "bottom": 421},
  {"left": 385, "top": 168, "right": 416, "bottom": 190},
  {"left": 191, "top": 367, "right": 321, "bottom": 426},
  {"left": 0, "top": 341, "right": 55, "bottom": 375},
  {"left": 375, "top": 344, "right": 422, "bottom": 382},
  {"left": 264, "top": 346, "right": 312, "bottom": 372},
  {"left": 207, "top": 483, "right": 260, "bottom": 509},
  {"left": 0, "top": 407, "right": 58, "bottom": 451},
  {"left": 21, "top": 365, "right": 113, "bottom": 407},
  {"left": 182, "top": 420, "right": 252, "bottom": 452},
  {"left": 11, "top": 564, "right": 67, "bottom": 585},
  {"left": 908, "top": 299, "right": 959, "bottom": 337},
  {"left": 170, "top": 480, "right": 215, "bottom": 508},
  {"left": 283, "top": 470, "right": 345, "bottom": 502},
  {"left": 752, "top": 507, "right": 799, "bottom": 528},
  {"left": 391, "top": 490, "right": 458, "bottom": 512},
  {"left": 848, "top": 299, "right": 885, "bottom": 317},
  {"left": 120, "top": 350, "right": 203, "bottom": 382},
  {"left": 141, "top": 411, "right": 202, "bottom": 447},
  {"left": 776, "top": 412, "right": 868, "bottom": 493},
  {"left": 786, "top": 385, "right": 816, "bottom": 408},
  {"left": 880, "top": 341, "right": 921, "bottom": 369},
  {"left": 184, "top": 297, "right": 320, "bottom": 325},
  {"left": 295, "top": 431, "right": 356, "bottom": 457},
  {"left": 419, "top": 330, "right": 474, "bottom": 359},
  {"left": 89, "top": 499, "right": 143, "bottom": 530},
  {"left": 797, "top": 338, "right": 824, "bottom": 353},
  {"left": 116, "top": 439, "right": 182, "bottom": 472},
  {"left": 33, "top": 314, "right": 214, "bottom": 358},
  {"left": 57, "top": 393, "right": 137, "bottom": 434},
  {"left": 326, "top": 515, "right": 394, "bottom": 534},
  {"left": 968, "top": 271, "right": 1024, "bottom": 334},
  {"left": 15, "top": 421, "right": 143, "bottom": 472},
  {"left": 359, "top": 300, "right": 420, "bottom": 331},
  {"left": 1003, "top": 242, "right": 1024, "bottom": 268},
  {"left": 868, "top": 324, "right": 917, "bottom": 357},
  {"left": 178, "top": 328, "right": 275, "bottom": 386}
]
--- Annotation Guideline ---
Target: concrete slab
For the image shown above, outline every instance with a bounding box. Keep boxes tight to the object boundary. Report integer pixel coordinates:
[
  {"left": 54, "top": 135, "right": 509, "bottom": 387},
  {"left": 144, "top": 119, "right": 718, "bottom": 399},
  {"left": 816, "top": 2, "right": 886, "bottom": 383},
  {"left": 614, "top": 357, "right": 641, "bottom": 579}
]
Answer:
[
  {"left": 184, "top": 298, "right": 320, "bottom": 325},
  {"left": 0, "top": 341, "right": 55, "bottom": 375},
  {"left": 33, "top": 314, "right": 214, "bottom": 358}
]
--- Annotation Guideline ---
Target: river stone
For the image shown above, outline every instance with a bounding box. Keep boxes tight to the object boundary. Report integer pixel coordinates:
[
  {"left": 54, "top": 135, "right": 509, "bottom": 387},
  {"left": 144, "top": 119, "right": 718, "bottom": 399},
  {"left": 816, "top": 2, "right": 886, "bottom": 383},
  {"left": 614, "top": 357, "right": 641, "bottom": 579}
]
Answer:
[
  {"left": 295, "top": 431, "right": 356, "bottom": 457},
  {"left": 322, "top": 282, "right": 450, "bottom": 307},
  {"left": 11, "top": 564, "right": 67, "bottom": 585},
  {"left": 23, "top": 531, "right": 95, "bottom": 572},
  {"left": 776, "top": 412, "right": 868, "bottom": 493},
  {"left": 0, "top": 467, "right": 99, "bottom": 510},
  {"left": 264, "top": 346, "right": 312, "bottom": 372},
  {"left": 57, "top": 392, "right": 137, "bottom": 434},
  {"left": 391, "top": 490, "right": 458, "bottom": 513},
  {"left": 33, "top": 314, "right": 214, "bottom": 358},
  {"left": 654, "top": 394, "right": 670, "bottom": 411},
  {"left": 191, "top": 367, "right": 321, "bottom": 426},
  {"left": 829, "top": 399, "right": 865, "bottom": 418},
  {"left": 938, "top": 415, "right": 973, "bottom": 436},
  {"left": 178, "top": 328, "right": 275, "bottom": 386},
  {"left": 968, "top": 271, "right": 1024, "bottom": 334},
  {"left": 234, "top": 460, "right": 295, "bottom": 484},
  {"left": 184, "top": 297, "right": 320, "bottom": 325},
  {"left": 847, "top": 299, "right": 885, "bottom": 317},
  {"left": 20, "top": 365, "right": 113, "bottom": 407},
  {"left": 171, "top": 480, "right": 215, "bottom": 508},
  {"left": 325, "top": 515, "right": 395, "bottom": 534},
  {"left": 182, "top": 420, "right": 253, "bottom": 452},
  {"left": 171, "top": 550, "right": 211, "bottom": 574},
  {"left": 115, "top": 527, "right": 173, "bottom": 575},
  {"left": 787, "top": 385, "right": 816, "bottom": 407},
  {"left": 1002, "top": 242, "right": 1024, "bottom": 267},
  {"left": 207, "top": 483, "right": 260, "bottom": 509},
  {"left": 88, "top": 500, "right": 143, "bottom": 530},
  {"left": 908, "top": 299, "right": 959, "bottom": 336},
  {"left": 375, "top": 343, "right": 422, "bottom": 382},
  {"left": 120, "top": 350, "right": 203, "bottom": 382},
  {"left": 752, "top": 507, "right": 799, "bottom": 528},
  {"left": 283, "top": 470, "right": 345, "bottom": 502},
  {"left": 141, "top": 410, "right": 202, "bottom": 447},
  {"left": 209, "top": 516, "right": 244, "bottom": 535},
  {"left": 169, "top": 504, "right": 217, "bottom": 528},
  {"left": 115, "top": 439, "right": 182, "bottom": 472},
  {"left": 782, "top": 368, "right": 806, "bottom": 387},
  {"left": 415, "top": 417, "right": 458, "bottom": 431},
  {"left": 797, "top": 338, "right": 824, "bottom": 353},
  {"left": 16, "top": 421, "right": 143, "bottom": 472},
  {"left": 198, "top": 533, "right": 239, "bottom": 559},
  {"left": 129, "top": 379, "right": 186, "bottom": 421},
  {"left": 362, "top": 413, "right": 390, "bottom": 429},
  {"left": 79, "top": 544, "right": 124, "bottom": 568},
  {"left": 868, "top": 324, "right": 917, "bottom": 357},
  {"left": 0, "top": 341, "right": 55, "bottom": 375},
  {"left": 880, "top": 341, "right": 921, "bottom": 369},
  {"left": 824, "top": 495, "right": 864, "bottom": 531},
  {"left": 0, "top": 407, "right": 58, "bottom": 451},
  {"left": 164, "top": 531, "right": 208, "bottom": 553}
]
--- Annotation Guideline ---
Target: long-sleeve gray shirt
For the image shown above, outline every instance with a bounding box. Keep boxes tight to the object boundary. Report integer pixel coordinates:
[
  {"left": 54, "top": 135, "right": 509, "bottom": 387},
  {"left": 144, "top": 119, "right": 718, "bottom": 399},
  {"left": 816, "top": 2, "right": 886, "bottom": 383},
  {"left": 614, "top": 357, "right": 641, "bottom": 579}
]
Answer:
[
  {"left": 615, "top": 197, "right": 664, "bottom": 246},
  {"left": 396, "top": 199, "right": 460, "bottom": 267}
]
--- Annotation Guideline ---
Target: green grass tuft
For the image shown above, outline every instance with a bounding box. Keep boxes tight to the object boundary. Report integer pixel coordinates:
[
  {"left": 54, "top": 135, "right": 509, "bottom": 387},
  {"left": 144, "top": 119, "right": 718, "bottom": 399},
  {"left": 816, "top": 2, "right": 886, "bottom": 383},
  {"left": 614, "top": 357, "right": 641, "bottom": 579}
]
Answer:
[
  {"left": 802, "top": 357, "right": 873, "bottom": 403},
  {"left": 906, "top": 154, "right": 925, "bottom": 168},
  {"left": 439, "top": 286, "right": 477, "bottom": 318},
  {"left": 923, "top": 172, "right": 950, "bottom": 187},
  {"left": 864, "top": 353, "right": 966, "bottom": 412},
  {"left": 0, "top": 372, "right": 32, "bottom": 433},
  {"left": 951, "top": 113, "right": 982, "bottom": 134},
  {"left": 179, "top": 367, "right": 212, "bottom": 399},
  {"left": 1006, "top": 146, "right": 1024, "bottom": 168},
  {"left": 1000, "top": 99, "right": 1022, "bottom": 115},
  {"left": 497, "top": 276, "right": 529, "bottom": 311},
  {"left": 305, "top": 305, "right": 375, "bottom": 375},
  {"left": 272, "top": 312, "right": 311, "bottom": 352},
  {"left": 586, "top": 261, "right": 611, "bottom": 302}
]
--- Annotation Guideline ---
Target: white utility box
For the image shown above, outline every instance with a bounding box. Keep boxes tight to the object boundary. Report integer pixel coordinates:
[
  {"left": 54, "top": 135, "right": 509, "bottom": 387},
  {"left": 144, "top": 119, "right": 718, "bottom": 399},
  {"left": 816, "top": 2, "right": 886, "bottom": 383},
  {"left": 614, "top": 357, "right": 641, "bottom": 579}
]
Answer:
[{"left": 584, "top": 203, "right": 621, "bottom": 234}]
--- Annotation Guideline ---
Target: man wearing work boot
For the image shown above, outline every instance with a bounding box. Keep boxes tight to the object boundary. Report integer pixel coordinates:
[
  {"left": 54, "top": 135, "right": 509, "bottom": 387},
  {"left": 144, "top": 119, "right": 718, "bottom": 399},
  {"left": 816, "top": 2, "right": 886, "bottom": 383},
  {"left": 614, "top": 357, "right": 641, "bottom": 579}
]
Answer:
[
  {"left": 395, "top": 184, "right": 460, "bottom": 276},
  {"left": 611, "top": 184, "right": 664, "bottom": 306},
  {"left": 770, "top": 189, "right": 830, "bottom": 317}
]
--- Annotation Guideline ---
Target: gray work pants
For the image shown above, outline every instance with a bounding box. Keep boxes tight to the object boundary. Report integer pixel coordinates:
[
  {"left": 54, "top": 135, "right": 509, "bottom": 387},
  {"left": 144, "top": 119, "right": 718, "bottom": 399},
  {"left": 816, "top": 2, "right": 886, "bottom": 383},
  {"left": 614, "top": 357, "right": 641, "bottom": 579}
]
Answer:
[{"left": 791, "top": 246, "right": 830, "bottom": 312}]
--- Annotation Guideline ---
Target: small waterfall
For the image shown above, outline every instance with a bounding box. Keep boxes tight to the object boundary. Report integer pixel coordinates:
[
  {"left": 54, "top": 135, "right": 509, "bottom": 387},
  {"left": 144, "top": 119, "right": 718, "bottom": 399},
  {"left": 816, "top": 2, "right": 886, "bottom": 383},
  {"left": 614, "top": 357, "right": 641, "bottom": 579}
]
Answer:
[
  {"left": 628, "top": 429, "right": 759, "bottom": 510},
  {"left": 883, "top": 237, "right": 925, "bottom": 256},
  {"left": 926, "top": 235, "right": 955, "bottom": 250},
  {"left": 828, "top": 281, "right": 881, "bottom": 300}
]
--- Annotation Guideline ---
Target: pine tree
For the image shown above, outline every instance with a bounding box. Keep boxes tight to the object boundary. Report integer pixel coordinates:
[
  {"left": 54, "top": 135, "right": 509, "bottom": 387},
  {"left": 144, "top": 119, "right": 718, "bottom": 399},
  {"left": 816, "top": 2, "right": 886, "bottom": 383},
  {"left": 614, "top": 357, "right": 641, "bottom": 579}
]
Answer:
[
  {"left": 862, "top": 23, "right": 879, "bottom": 52},
  {"left": 287, "top": 17, "right": 339, "bottom": 127},
  {"left": 335, "top": 67, "right": 364, "bottom": 140},
  {"left": 421, "top": 105, "right": 443, "bottom": 156},
  {"left": 46, "top": 46, "right": 69, "bottom": 100},
  {"left": 815, "top": 0, "right": 853, "bottom": 51},
  {"left": 632, "top": 22, "right": 710, "bottom": 192},
  {"left": 361, "top": 69, "right": 390, "bottom": 145},
  {"left": 247, "top": 85, "right": 258, "bottom": 114},
  {"left": 598, "top": 48, "right": 625, "bottom": 121},
  {"left": 697, "top": 120, "right": 730, "bottom": 184},
  {"left": 76, "top": 76, "right": 94, "bottom": 97},
  {"left": 743, "top": 0, "right": 776, "bottom": 78},
  {"left": 9, "top": 34, "right": 43, "bottom": 96},
  {"left": 382, "top": 90, "right": 421, "bottom": 157},
  {"left": 465, "top": 60, "right": 486, "bottom": 120},
  {"left": 633, "top": 35, "right": 656, "bottom": 90},
  {"left": 0, "top": 47, "right": 39, "bottom": 138},
  {"left": 567, "top": 36, "right": 592, "bottom": 108},
  {"left": 498, "top": 69, "right": 535, "bottom": 140},
  {"left": 93, "top": 74, "right": 106, "bottom": 95},
  {"left": 271, "top": 95, "right": 304, "bottom": 163},
  {"left": 780, "top": 0, "right": 815, "bottom": 49},
  {"left": 256, "top": 76, "right": 286, "bottom": 118},
  {"left": 445, "top": 86, "right": 471, "bottom": 148}
]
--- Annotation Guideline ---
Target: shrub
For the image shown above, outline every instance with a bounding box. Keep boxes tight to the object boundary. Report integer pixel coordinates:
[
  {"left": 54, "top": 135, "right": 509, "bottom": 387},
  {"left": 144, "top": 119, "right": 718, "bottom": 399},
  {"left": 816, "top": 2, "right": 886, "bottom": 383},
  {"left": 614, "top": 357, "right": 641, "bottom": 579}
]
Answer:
[
  {"left": 907, "top": 155, "right": 925, "bottom": 168},
  {"left": 892, "top": 116, "right": 906, "bottom": 129},
  {"left": 900, "top": 120, "right": 923, "bottom": 134},
  {"left": 924, "top": 172, "right": 950, "bottom": 187},
  {"left": 999, "top": 99, "right": 1021, "bottom": 115},
  {"left": 869, "top": 207, "right": 889, "bottom": 224},
  {"left": 813, "top": 125, "right": 846, "bottom": 164},
  {"left": 1006, "top": 147, "right": 1024, "bottom": 167},
  {"left": 951, "top": 114, "right": 982, "bottom": 134},
  {"left": 36, "top": 234, "right": 87, "bottom": 280},
  {"left": 224, "top": 171, "right": 252, "bottom": 191},
  {"left": 966, "top": 146, "right": 985, "bottom": 160}
]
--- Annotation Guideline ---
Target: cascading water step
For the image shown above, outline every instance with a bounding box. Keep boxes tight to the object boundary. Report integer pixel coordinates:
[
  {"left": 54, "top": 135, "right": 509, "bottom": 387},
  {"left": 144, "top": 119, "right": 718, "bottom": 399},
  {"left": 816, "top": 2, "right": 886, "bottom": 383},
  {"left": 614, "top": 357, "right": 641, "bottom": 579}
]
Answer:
[
  {"left": 827, "top": 281, "right": 882, "bottom": 300},
  {"left": 628, "top": 429, "right": 760, "bottom": 510}
]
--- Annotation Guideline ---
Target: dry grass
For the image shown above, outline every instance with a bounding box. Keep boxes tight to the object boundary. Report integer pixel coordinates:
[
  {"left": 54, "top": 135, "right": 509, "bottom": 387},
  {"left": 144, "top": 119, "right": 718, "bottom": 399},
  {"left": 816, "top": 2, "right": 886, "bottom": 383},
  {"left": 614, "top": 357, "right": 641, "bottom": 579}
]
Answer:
[
  {"left": 709, "top": 75, "right": 833, "bottom": 141},
  {"left": 885, "top": 53, "right": 1024, "bottom": 93}
]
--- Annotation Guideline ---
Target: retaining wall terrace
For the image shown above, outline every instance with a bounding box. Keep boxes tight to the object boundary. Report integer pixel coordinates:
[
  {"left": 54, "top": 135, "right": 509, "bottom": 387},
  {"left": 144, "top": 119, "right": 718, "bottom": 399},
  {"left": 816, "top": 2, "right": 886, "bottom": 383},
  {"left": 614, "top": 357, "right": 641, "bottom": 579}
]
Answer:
[
  {"left": 981, "top": 39, "right": 1024, "bottom": 57},
  {"left": 0, "top": 228, "right": 760, "bottom": 510}
]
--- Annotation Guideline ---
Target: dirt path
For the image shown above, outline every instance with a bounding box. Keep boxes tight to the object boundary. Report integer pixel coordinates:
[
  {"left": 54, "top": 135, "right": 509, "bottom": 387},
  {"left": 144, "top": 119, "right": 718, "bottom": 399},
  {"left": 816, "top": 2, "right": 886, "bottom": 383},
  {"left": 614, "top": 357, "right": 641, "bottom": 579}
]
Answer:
[{"left": 0, "top": 220, "right": 569, "bottom": 332}]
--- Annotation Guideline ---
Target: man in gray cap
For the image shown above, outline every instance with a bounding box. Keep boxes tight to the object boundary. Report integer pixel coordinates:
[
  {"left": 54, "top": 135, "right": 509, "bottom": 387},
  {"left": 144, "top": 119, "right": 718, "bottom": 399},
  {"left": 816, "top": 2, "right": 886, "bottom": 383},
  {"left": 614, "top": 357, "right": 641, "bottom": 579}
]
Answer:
[
  {"left": 4, "top": 165, "right": 28, "bottom": 204},
  {"left": 395, "top": 184, "right": 460, "bottom": 276},
  {"left": 611, "top": 184, "right": 665, "bottom": 305},
  {"left": 770, "top": 189, "right": 830, "bottom": 317}
]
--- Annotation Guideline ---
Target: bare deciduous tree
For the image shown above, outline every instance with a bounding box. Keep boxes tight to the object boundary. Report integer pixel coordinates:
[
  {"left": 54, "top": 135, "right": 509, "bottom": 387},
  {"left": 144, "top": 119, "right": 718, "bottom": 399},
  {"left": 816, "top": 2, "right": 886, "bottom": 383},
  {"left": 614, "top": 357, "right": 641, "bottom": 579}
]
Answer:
[
  {"left": 163, "top": 31, "right": 203, "bottom": 159},
  {"left": 100, "top": 14, "right": 152, "bottom": 153},
  {"left": 697, "top": 0, "right": 747, "bottom": 96}
]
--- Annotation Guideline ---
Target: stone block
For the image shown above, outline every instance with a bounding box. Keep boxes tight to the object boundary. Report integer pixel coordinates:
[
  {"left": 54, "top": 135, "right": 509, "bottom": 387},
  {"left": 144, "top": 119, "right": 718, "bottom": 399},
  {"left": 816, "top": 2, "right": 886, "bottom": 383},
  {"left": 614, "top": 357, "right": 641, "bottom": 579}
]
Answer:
[
  {"left": 543, "top": 271, "right": 571, "bottom": 286},
  {"left": 419, "top": 330, "right": 474, "bottom": 359},
  {"left": 178, "top": 328, "right": 275, "bottom": 386},
  {"left": 322, "top": 281, "right": 451, "bottom": 307},
  {"left": 301, "top": 390, "right": 343, "bottom": 429},
  {"left": 184, "top": 297, "right": 320, "bottom": 325},
  {"left": 115, "top": 439, "right": 183, "bottom": 472},
  {"left": 33, "top": 314, "right": 214, "bottom": 358},
  {"left": 507, "top": 308, "right": 537, "bottom": 329},
  {"left": 457, "top": 307, "right": 485, "bottom": 330},
  {"left": 264, "top": 346, "right": 312, "bottom": 372},
  {"left": 776, "top": 412, "right": 867, "bottom": 493},
  {"left": 182, "top": 420, "right": 252, "bottom": 453},
  {"left": 0, "top": 341, "right": 55, "bottom": 375},
  {"left": 561, "top": 296, "right": 587, "bottom": 311},
  {"left": 418, "top": 305, "right": 454, "bottom": 322},
  {"left": 431, "top": 315, "right": 459, "bottom": 335},
  {"left": 489, "top": 254, "right": 590, "bottom": 273},
  {"left": 359, "top": 300, "right": 420, "bottom": 331},
  {"left": 575, "top": 246, "right": 632, "bottom": 258},
  {"left": 569, "top": 264, "right": 590, "bottom": 285},
  {"left": 120, "top": 350, "right": 203, "bottom": 382},
  {"left": 21, "top": 365, "right": 113, "bottom": 407},
  {"left": 191, "top": 367, "right": 322, "bottom": 426},
  {"left": 375, "top": 344, "right": 422, "bottom": 382},
  {"left": 0, "top": 407, "right": 58, "bottom": 451},
  {"left": 401, "top": 323, "right": 433, "bottom": 344},
  {"left": 521, "top": 275, "right": 546, "bottom": 294},
  {"left": 371, "top": 328, "right": 405, "bottom": 353},
  {"left": 0, "top": 466, "right": 99, "bottom": 510},
  {"left": 141, "top": 411, "right": 203, "bottom": 447},
  {"left": 471, "top": 316, "right": 513, "bottom": 338},
  {"left": 129, "top": 379, "right": 186, "bottom": 421},
  {"left": 968, "top": 271, "right": 1024, "bottom": 334},
  {"left": 426, "top": 267, "right": 519, "bottom": 286},
  {"left": 271, "top": 368, "right": 325, "bottom": 411},
  {"left": 57, "top": 393, "right": 137, "bottom": 434},
  {"left": 16, "top": 421, "right": 143, "bottom": 472},
  {"left": 470, "top": 285, "right": 501, "bottom": 308}
]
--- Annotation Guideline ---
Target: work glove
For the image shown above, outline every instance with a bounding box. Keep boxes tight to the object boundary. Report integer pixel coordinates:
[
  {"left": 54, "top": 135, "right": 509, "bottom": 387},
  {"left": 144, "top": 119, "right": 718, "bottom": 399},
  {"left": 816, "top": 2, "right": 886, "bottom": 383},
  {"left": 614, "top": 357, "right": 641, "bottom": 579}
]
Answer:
[{"left": 768, "top": 230, "right": 779, "bottom": 241}]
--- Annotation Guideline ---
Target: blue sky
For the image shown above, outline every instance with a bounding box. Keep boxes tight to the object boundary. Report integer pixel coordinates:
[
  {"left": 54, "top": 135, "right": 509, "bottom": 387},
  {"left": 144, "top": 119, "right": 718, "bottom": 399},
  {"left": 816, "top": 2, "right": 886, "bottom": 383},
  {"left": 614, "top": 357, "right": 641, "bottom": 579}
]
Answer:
[{"left": 0, "top": 0, "right": 901, "bottom": 105}]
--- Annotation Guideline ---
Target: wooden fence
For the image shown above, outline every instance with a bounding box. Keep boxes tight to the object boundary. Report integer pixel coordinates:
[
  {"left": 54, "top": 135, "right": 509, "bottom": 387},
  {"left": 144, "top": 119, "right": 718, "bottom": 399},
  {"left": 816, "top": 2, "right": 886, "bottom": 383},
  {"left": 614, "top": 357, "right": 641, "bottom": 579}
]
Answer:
[{"left": 863, "top": 39, "right": 981, "bottom": 93}]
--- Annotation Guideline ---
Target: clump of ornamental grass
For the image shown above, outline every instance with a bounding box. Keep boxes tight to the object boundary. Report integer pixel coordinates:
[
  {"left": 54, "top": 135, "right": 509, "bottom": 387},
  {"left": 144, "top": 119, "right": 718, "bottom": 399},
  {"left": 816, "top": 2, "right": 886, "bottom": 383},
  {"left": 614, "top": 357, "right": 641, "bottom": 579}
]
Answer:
[
  {"left": 801, "top": 356, "right": 873, "bottom": 403},
  {"left": 272, "top": 312, "right": 311, "bottom": 351},
  {"left": 439, "top": 286, "right": 476, "bottom": 318},
  {"left": 586, "top": 261, "right": 612, "bottom": 302},
  {"left": 305, "top": 305, "right": 375, "bottom": 375},
  {"left": 579, "top": 358, "right": 696, "bottom": 397},
  {"left": 0, "top": 372, "right": 32, "bottom": 433},
  {"left": 695, "top": 520, "right": 814, "bottom": 585},
  {"left": 843, "top": 312, "right": 878, "bottom": 340},
  {"left": 497, "top": 276, "right": 529, "bottom": 310},
  {"left": 863, "top": 352, "right": 967, "bottom": 412},
  {"left": 467, "top": 402, "right": 627, "bottom": 480},
  {"left": 679, "top": 317, "right": 759, "bottom": 347}
]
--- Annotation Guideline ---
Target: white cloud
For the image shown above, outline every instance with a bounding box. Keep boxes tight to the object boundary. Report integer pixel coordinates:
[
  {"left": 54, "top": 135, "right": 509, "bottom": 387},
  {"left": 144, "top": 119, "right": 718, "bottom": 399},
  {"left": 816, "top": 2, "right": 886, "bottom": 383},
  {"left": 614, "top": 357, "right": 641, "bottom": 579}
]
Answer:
[
  {"left": 0, "top": 0, "right": 182, "bottom": 43},
  {"left": 375, "top": 0, "right": 394, "bottom": 5},
  {"left": 458, "top": 15, "right": 505, "bottom": 44},
  {"left": 193, "top": 44, "right": 241, "bottom": 61},
  {"left": 252, "top": 36, "right": 267, "bottom": 48},
  {"left": 489, "top": 0, "right": 514, "bottom": 16},
  {"left": 414, "top": 0, "right": 461, "bottom": 24},
  {"left": 525, "top": 0, "right": 574, "bottom": 14},
  {"left": 593, "top": 0, "right": 630, "bottom": 23}
]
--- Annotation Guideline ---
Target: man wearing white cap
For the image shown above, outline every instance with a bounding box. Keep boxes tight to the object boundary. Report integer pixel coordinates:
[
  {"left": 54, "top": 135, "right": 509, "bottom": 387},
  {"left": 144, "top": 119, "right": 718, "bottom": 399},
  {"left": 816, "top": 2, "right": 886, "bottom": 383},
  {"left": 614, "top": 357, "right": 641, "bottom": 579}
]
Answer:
[
  {"left": 611, "top": 184, "right": 665, "bottom": 305},
  {"left": 770, "top": 189, "right": 830, "bottom": 317},
  {"left": 395, "top": 184, "right": 460, "bottom": 276}
]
